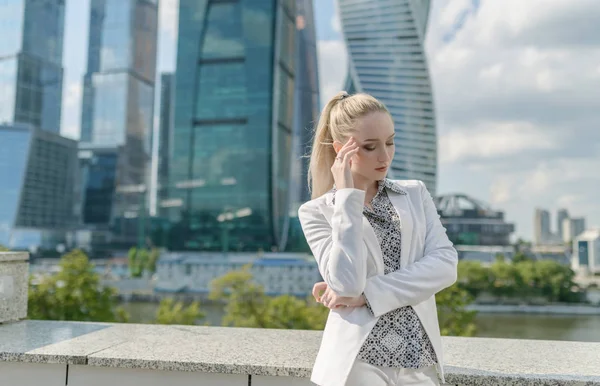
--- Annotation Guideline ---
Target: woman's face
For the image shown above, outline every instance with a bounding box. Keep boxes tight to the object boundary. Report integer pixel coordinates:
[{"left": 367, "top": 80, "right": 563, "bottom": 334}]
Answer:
[{"left": 346, "top": 111, "right": 395, "bottom": 182}]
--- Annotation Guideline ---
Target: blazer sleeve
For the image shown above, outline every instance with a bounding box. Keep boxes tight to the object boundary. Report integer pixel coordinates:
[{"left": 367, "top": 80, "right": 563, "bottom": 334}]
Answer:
[
  {"left": 298, "top": 188, "right": 368, "bottom": 297},
  {"left": 362, "top": 181, "right": 458, "bottom": 317}
]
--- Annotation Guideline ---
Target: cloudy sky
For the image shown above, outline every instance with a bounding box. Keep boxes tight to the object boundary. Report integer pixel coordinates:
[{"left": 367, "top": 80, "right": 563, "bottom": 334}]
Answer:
[{"left": 60, "top": 0, "right": 599, "bottom": 240}]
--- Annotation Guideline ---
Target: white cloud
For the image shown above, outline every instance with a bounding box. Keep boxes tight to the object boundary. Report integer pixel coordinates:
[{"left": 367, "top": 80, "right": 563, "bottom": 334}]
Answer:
[
  {"left": 159, "top": 0, "right": 179, "bottom": 40},
  {"left": 439, "top": 122, "right": 556, "bottom": 163},
  {"left": 60, "top": 81, "right": 83, "bottom": 140},
  {"left": 331, "top": 0, "right": 341, "bottom": 33},
  {"left": 426, "top": 0, "right": 600, "bottom": 238},
  {"left": 317, "top": 40, "right": 347, "bottom": 105}
]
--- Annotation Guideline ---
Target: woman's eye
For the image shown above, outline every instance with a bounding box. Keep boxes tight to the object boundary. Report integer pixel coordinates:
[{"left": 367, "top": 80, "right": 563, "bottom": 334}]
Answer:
[
  {"left": 386, "top": 142, "right": 395, "bottom": 146},
  {"left": 364, "top": 146, "right": 375, "bottom": 151}
]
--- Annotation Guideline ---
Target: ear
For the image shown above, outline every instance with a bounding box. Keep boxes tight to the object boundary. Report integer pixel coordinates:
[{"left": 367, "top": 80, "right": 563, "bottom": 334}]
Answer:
[{"left": 333, "top": 141, "right": 343, "bottom": 154}]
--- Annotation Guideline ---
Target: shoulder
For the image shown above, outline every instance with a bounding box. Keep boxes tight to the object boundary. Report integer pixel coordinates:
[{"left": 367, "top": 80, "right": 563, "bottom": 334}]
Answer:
[
  {"left": 298, "top": 192, "right": 330, "bottom": 218},
  {"left": 386, "top": 179, "right": 426, "bottom": 196}
]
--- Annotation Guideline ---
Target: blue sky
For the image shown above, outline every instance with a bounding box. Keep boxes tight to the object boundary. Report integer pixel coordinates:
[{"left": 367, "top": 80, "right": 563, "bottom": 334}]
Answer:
[{"left": 59, "top": 0, "right": 600, "bottom": 240}]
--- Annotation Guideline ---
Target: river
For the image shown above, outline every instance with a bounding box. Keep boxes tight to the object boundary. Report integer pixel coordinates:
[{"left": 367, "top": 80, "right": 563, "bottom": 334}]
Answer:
[{"left": 119, "top": 301, "right": 600, "bottom": 342}]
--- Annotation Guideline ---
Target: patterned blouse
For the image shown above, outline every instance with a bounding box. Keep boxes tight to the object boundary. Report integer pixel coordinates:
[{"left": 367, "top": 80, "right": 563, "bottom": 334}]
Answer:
[{"left": 332, "top": 179, "right": 437, "bottom": 369}]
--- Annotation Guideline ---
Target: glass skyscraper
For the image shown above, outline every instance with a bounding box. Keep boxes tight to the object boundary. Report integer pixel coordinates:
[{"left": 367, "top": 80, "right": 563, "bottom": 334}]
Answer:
[
  {"left": 157, "top": 73, "right": 174, "bottom": 207},
  {"left": 165, "top": 0, "right": 307, "bottom": 252},
  {"left": 0, "top": 123, "right": 78, "bottom": 250},
  {"left": 339, "top": 0, "right": 438, "bottom": 194},
  {"left": 79, "top": 0, "right": 159, "bottom": 245},
  {"left": 0, "top": 0, "right": 65, "bottom": 133}
]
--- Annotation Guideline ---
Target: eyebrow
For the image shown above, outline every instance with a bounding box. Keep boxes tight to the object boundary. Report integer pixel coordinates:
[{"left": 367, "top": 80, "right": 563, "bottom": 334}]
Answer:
[{"left": 364, "top": 134, "right": 396, "bottom": 142}]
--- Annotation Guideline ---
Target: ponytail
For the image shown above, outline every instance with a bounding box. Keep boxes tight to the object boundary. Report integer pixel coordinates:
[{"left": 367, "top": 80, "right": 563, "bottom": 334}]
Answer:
[
  {"left": 308, "top": 92, "right": 348, "bottom": 199},
  {"left": 307, "top": 91, "right": 389, "bottom": 199}
]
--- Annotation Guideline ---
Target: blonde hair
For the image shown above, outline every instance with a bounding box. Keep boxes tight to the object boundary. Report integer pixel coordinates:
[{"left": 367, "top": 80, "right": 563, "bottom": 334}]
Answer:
[{"left": 307, "top": 91, "right": 389, "bottom": 199}]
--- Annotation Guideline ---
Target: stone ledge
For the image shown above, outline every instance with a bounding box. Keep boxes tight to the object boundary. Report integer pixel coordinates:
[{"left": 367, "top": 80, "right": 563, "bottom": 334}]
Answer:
[{"left": 0, "top": 320, "right": 599, "bottom": 385}]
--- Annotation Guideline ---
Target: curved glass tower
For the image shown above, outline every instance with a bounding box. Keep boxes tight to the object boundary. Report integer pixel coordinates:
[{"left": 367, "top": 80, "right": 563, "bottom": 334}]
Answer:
[
  {"left": 339, "top": 0, "right": 437, "bottom": 194},
  {"left": 167, "top": 0, "right": 298, "bottom": 252}
]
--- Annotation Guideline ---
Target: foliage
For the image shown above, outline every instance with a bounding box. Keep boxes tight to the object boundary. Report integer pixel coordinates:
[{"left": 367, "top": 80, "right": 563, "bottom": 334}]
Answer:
[
  {"left": 0, "top": 245, "right": 9, "bottom": 251},
  {"left": 456, "top": 258, "right": 581, "bottom": 303},
  {"left": 208, "top": 266, "right": 328, "bottom": 330},
  {"left": 128, "top": 247, "right": 160, "bottom": 278},
  {"left": 436, "top": 284, "right": 477, "bottom": 337},
  {"left": 155, "top": 298, "right": 204, "bottom": 325},
  {"left": 28, "top": 249, "right": 129, "bottom": 322}
]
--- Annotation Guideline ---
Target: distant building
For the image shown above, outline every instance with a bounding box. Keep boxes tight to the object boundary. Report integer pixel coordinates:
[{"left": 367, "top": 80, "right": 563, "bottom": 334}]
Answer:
[
  {"left": 0, "top": 123, "right": 77, "bottom": 250},
  {"left": 572, "top": 229, "right": 600, "bottom": 275},
  {"left": 534, "top": 209, "right": 552, "bottom": 245},
  {"left": 557, "top": 208, "right": 569, "bottom": 241},
  {"left": 434, "top": 194, "right": 515, "bottom": 246},
  {"left": 562, "top": 217, "right": 586, "bottom": 243},
  {"left": 338, "top": 0, "right": 438, "bottom": 194},
  {"left": 155, "top": 252, "right": 322, "bottom": 297},
  {"left": 157, "top": 73, "right": 175, "bottom": 211},
  {"left": 165, "top": 0, "right": 319, "bottom": 253},
  {"left": 0, "top": 0, "right": 66, "bottom": 133},
  {"left": 79, "top": 0, "right": 159, "bottom": 247}
]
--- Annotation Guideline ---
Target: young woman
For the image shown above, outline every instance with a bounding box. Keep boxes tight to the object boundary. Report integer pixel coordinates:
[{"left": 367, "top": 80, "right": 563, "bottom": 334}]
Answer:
[{"left": 298, "top": 92, "right": 458, "bottom": 386}]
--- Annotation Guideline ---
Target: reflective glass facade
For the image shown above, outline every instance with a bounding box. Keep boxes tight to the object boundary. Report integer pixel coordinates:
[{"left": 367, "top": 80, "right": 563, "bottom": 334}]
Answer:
[
  {"left": 0, "top": 0, "right": 65, "bottom": 133},
  {"left": 165, "top": 0, "right": 296, "bottom": 252},
  {"left": 0, "top": 124, "right": 77, "bottom": 249},
  {"left": 158, "top": 73, "right": 174, "bottom": 204},
  {"left": 80, "top": 0, "right": 158, "bottom": 238},
  {"left": 339, "top": 0, "right": 438, "bottom": 194}
]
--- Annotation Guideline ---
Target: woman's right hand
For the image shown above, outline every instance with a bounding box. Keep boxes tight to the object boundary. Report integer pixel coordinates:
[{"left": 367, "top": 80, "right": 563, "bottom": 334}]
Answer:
[{"left": 331, "top": 137, "right": 359, "bottom": 190}]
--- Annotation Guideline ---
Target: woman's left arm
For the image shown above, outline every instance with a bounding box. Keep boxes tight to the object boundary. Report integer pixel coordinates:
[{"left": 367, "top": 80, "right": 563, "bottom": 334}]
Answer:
[{"left": 362, "top": 181, "right": 458, "bottom": 318}]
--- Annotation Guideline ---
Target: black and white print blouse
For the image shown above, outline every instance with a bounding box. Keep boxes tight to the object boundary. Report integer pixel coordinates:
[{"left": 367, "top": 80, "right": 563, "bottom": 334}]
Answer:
[{"left": 332, "top": 179, "right": 438, "bottom": 369}]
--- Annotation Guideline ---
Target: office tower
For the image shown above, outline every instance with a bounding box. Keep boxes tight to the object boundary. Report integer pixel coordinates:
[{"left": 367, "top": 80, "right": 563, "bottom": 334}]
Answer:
[
  {"left": 0, "top": 123, "right": 77, "bottom": 249},
  {"left": 166, "top": 0, "right": 298, "bottom": 252},
  {"left": 79, "top": 0, "right": 159, "bottom": 246},
  {"left": 338, "top": 0, "right": 437, "bottom": 194},
  {"left": 557, "top": 208, "right": 569, "bottom": 241},
  {"left": 563, "top": 217, "right": 586, "bottom": 242},
  {"left": 0, "top": 0, "right": 65, "bottom": 133},
  {"left": 157, "top": 73, "right": 175, "bottom": 209},
  {"left": 292, "top": 0, "right": 320, "bottom": 206},
  {"left": 534, "top": 208, "right": 551, "bottom": 245}
]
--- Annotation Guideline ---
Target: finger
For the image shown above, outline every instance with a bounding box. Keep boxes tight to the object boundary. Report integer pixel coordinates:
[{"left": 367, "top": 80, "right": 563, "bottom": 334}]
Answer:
[
  {"left": 336, "top": 139, "right": 358, "bottom": 160},
  {"left": 344, "top": 147, "right": 360, "bottom": 164},
  {"left": 312, "top": 282, "right": 327, "bottom": 301}
]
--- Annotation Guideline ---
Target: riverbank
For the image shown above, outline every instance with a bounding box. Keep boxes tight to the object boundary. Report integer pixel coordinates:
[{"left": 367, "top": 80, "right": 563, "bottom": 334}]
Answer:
[{"left": 469, "top": 303, "right": 600, "bottom": 315}]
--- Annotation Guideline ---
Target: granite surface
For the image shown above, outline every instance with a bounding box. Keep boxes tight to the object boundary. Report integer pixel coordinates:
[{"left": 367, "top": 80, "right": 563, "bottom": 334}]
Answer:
[
  {"left": 1, "top": 320, "right": 599, "bottom": 385},
  {"left": 0, "top": 253, "right": 29, "bottom": 323}
]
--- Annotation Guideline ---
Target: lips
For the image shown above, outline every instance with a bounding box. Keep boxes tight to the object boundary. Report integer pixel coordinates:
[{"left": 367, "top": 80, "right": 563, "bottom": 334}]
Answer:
[{"left": 376, "top": 166, "right": 388, "bottom": 172}]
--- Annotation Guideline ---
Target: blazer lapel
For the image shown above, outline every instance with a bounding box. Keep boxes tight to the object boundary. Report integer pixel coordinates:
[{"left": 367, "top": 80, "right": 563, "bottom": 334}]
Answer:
[{"left": 388, "top": 192, "right": 413, "bottom": 268}]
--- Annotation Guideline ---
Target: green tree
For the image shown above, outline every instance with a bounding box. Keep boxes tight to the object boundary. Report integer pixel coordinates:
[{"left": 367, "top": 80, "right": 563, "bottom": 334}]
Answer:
[
  {"left": 436, "top": 284, "right": 477, "bottom": 336},
  {"left": 146, "top": 248, "right": 160, "bottom": 274},
  {"left": 209, "top": 266, "right": 328, "bottom": 330},
  {"left": 456, "top": 260, "right": 492, "bottom": 297},
  {"left": 28, "top": 249, "right": 129, "bottom": 322},
  {"left": 128, "top": 247, "right": 142, "bottom": 277},
  {"left": 0, "top": 245, "right": 9, "bottom": 251},
  {"left": 155, "top": 298, "right": 204, "bottom": 325}
]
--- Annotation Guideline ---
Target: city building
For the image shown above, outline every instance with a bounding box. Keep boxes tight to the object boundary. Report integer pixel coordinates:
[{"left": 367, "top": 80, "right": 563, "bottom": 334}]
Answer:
[
  {"left": 534, "top": 208, "right": 552, "bottom": 245},
  {"left": 155, "top": 252, "right": 322, "bottom": 297},
  {"left": 572, "top": 229, "right": 600, "bottom": 275},
  {"left": 434, "top": 194, "right": 515, "bottom": 246},
  {"left": 0, "top": 123, "right": 77, "bottom": 250},
  {"left": 338, "top": 0, "right": 438, "bottom": 194},
  {"left": 557, "top": 208, "right": 569, "bottom": 241},
  {"left": 563, "top": 217, "right": 586, "bottom": 243},
  {"left": 164, "top": 0, "right": 316, "bottom": 253},
  {"left": 0, "top": 0, "right": 65, "bottom": 133},
  {"left": 79, "top": 0, "right": 159, "bottom": 247},
  {"left": 156, "top": 73, "right": 175, "bottom": 213}
]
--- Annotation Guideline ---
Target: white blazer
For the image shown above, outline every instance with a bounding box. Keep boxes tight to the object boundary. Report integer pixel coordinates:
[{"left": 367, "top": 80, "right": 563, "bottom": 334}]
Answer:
[{"left": 298, "top": 179, "right": 458, "bottom": 386}]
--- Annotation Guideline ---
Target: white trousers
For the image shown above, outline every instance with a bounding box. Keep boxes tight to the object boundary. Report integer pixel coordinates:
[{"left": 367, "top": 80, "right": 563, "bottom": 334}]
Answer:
[{"left": 346, "top": 359, "right": 440, "bottom": 386}]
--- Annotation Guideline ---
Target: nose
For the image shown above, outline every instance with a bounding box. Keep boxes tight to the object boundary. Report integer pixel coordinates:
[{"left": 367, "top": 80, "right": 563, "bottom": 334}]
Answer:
[{"left": 378, "top": 148, "right": 391, "bottom": 162}]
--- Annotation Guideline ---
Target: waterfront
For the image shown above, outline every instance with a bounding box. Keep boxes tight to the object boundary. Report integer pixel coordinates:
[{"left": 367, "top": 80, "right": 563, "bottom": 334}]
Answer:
[{"left": 119, "top": 301, "right": 600, "bottom": 342}]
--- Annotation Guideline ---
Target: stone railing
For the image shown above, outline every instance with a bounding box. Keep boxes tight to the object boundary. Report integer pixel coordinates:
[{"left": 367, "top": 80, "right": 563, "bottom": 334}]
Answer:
[
  {"left": 1, "top": 252, "right": 599, "bottom": 385},
  {"left": 0, "top": 320, "right": 599, "bottom": 386}
]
